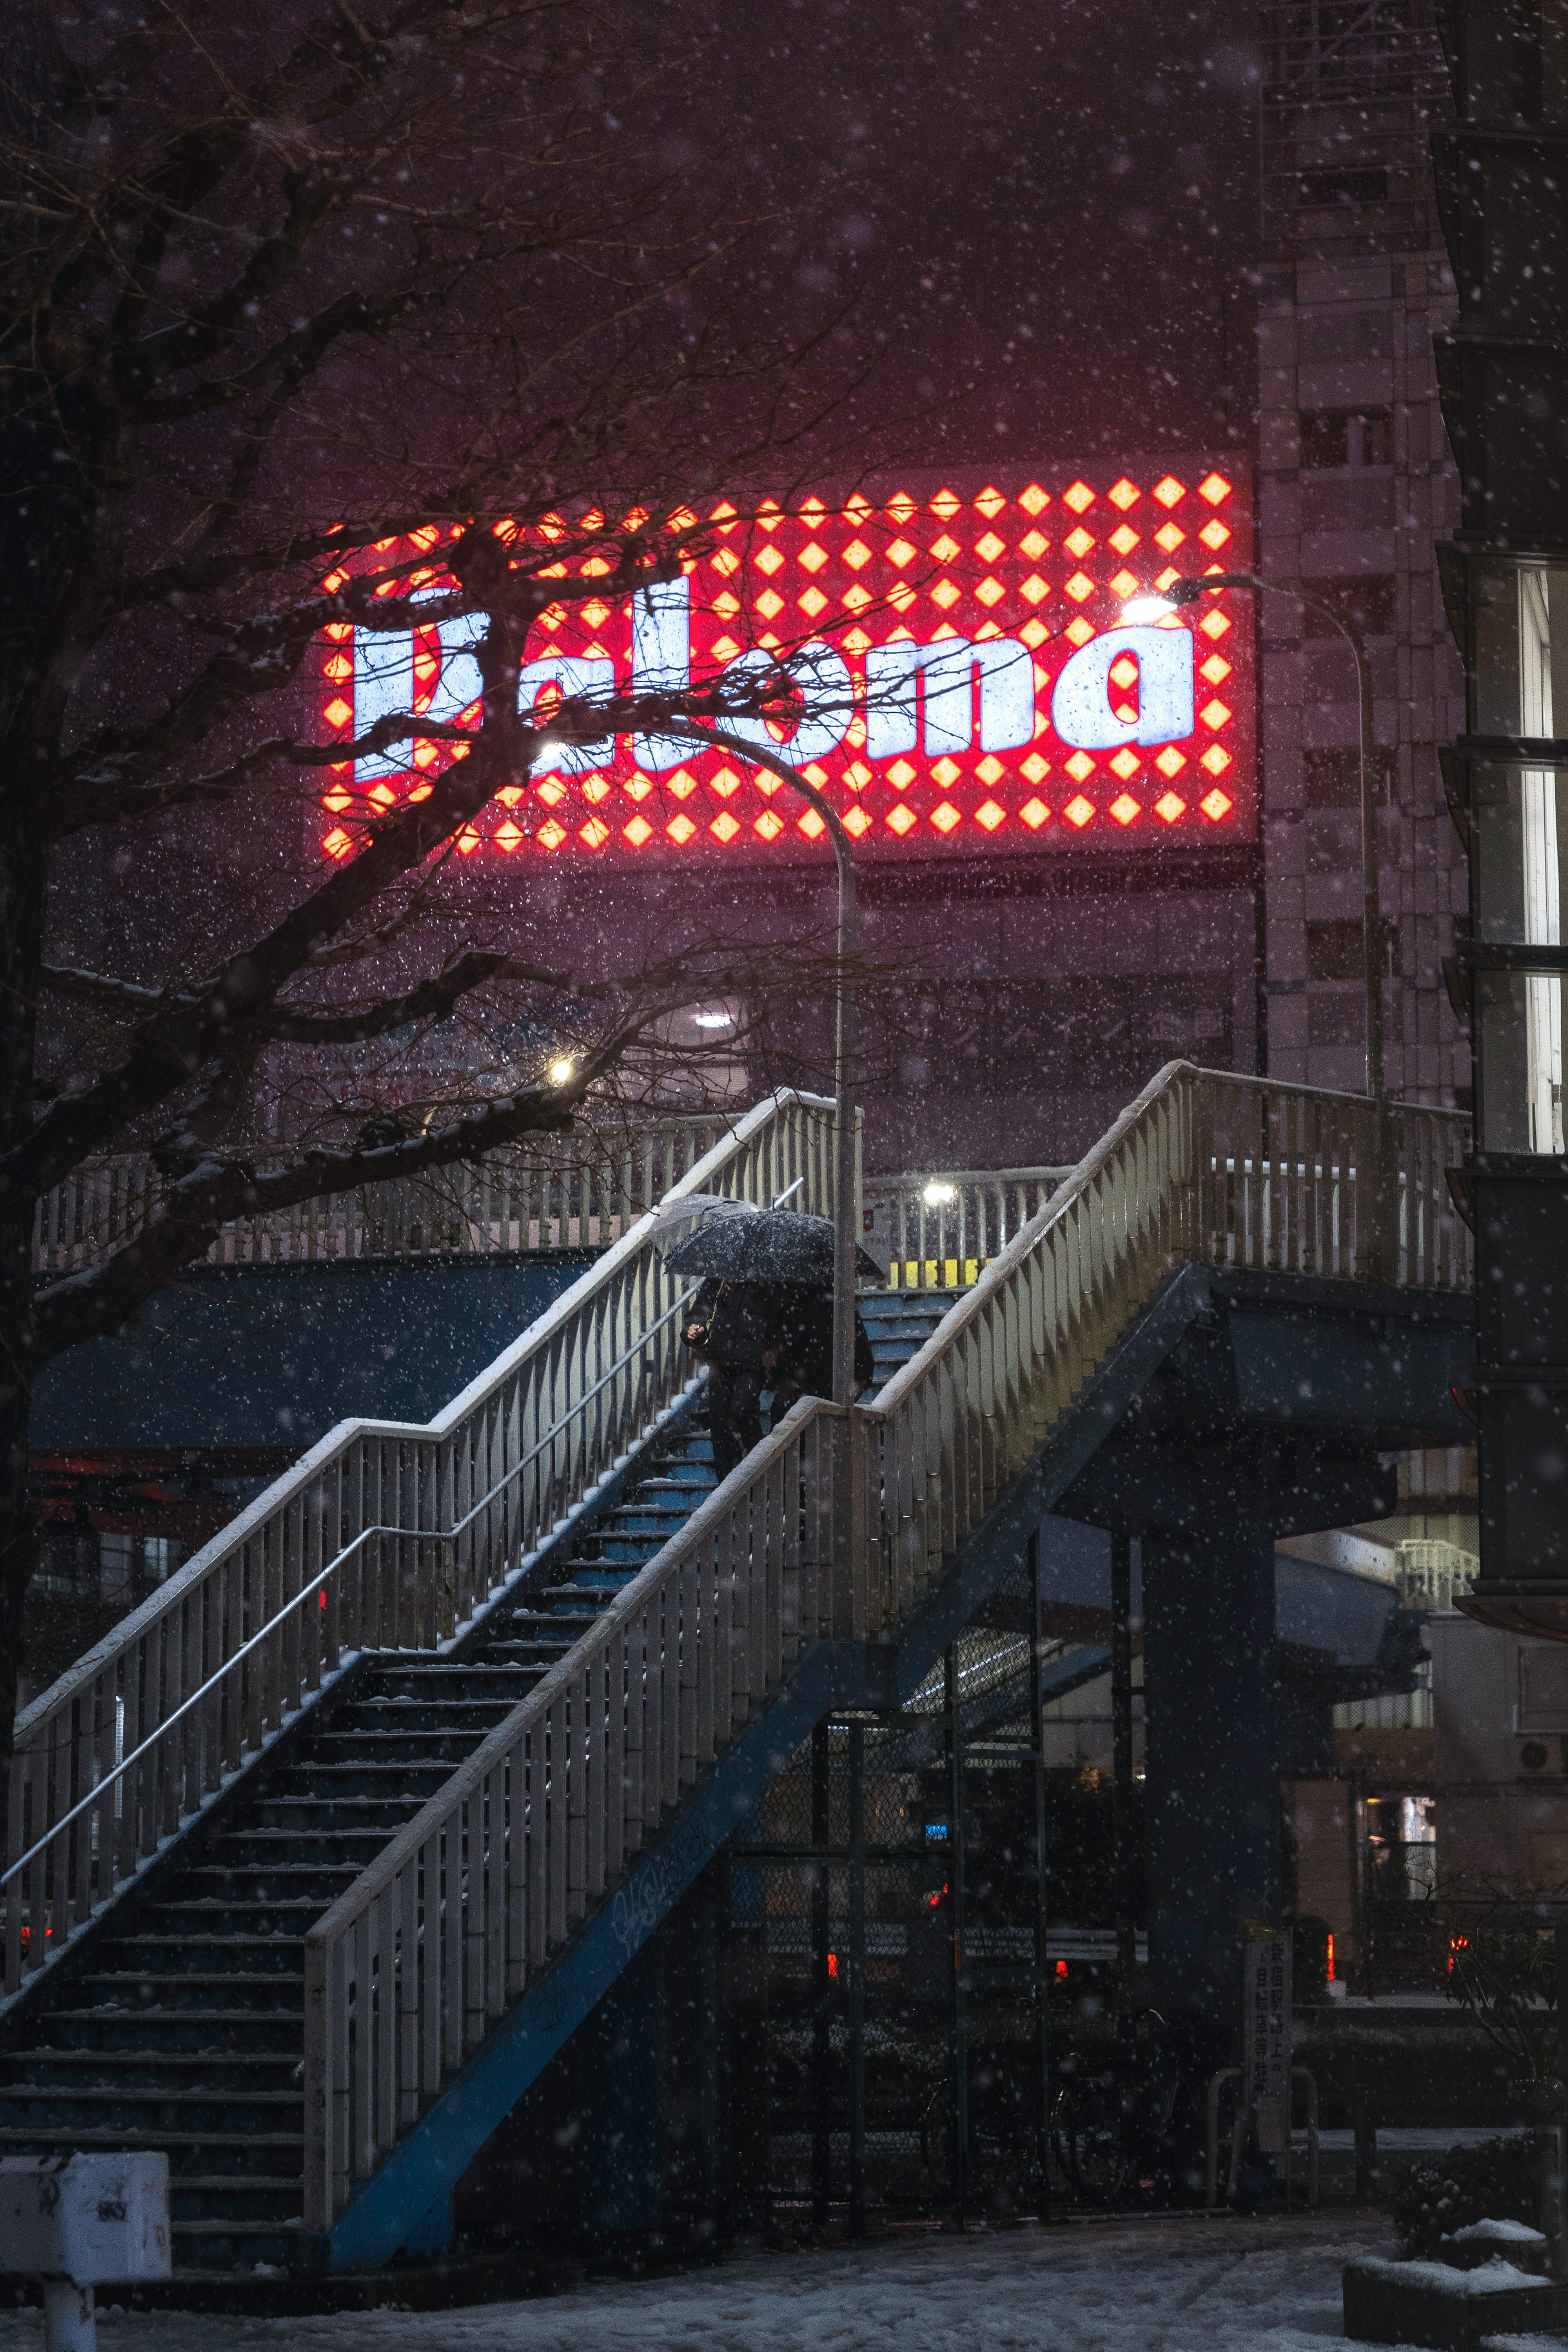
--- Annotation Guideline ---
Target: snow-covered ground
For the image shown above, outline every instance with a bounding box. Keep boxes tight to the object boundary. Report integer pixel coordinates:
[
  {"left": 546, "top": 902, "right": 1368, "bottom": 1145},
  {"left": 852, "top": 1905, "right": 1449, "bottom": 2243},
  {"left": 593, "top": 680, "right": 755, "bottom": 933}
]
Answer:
[{"left": 0, "top": 2213, "right": 1466, "bottom": 2351}]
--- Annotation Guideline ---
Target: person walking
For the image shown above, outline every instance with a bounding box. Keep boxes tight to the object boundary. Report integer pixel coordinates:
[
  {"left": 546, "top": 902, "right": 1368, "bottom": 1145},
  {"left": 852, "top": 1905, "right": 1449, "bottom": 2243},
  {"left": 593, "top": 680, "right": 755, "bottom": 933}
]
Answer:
[{"left": 682, "top": 1278, "right": 788, "bottom": 1485}]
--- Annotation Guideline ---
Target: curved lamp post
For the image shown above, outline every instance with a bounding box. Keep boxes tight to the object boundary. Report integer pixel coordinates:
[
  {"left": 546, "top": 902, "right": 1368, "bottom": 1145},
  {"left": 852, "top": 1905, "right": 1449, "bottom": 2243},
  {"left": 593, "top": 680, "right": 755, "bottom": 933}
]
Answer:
[
  {"left": 1125, "top": 570, "right": 1383, "bottom": 1101},
  {"left": 661, "top": 722, "right": 860, "bottom": 1408}
]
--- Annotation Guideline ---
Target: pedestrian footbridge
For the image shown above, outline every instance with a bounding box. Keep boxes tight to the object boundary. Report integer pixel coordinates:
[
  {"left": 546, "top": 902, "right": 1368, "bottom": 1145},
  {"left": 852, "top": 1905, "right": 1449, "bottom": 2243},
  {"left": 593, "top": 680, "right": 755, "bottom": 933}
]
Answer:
[{"left": 0, "top": 1068, "right": 1472, "bottom": 2277}]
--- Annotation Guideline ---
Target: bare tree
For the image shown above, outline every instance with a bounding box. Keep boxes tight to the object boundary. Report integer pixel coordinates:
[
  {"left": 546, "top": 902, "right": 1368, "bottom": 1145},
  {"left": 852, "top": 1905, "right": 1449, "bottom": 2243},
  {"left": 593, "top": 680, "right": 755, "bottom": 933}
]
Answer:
[{"left": 0, "top": 0, "right": 875, "bottom": 1778}]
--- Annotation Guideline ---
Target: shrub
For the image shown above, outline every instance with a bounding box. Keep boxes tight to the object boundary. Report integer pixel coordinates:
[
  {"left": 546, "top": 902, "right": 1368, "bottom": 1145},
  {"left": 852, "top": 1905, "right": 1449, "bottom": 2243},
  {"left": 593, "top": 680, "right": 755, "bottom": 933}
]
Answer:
[{"left": 1389, "top": 2135, "right": 1539, "bottom": 2257}]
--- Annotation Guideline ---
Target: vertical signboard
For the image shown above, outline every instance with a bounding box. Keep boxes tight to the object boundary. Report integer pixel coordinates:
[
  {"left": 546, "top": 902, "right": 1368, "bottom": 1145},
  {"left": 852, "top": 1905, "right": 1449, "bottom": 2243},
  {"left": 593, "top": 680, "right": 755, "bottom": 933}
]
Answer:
[{"left": 1243, "top": 1928, "right": 1292, "bottom": 2155}]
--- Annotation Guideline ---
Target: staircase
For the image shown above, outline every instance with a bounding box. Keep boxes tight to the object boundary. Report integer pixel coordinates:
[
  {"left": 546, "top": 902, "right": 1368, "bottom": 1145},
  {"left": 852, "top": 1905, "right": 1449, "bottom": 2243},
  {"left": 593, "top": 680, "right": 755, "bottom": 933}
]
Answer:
[
  {"left": 0, "top": 1067, "right": 1472, "bottom": 2281},
  {"left": 0, "top": 1289, "right": 955, "bottom": 2272}
]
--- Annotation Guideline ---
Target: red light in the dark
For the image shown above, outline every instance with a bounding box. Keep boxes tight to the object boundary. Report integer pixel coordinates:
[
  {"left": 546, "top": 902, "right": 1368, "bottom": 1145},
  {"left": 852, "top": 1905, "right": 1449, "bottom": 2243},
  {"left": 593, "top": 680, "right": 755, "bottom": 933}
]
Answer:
[
  {"left": 827, "top": 1952, "right": 838, "bottom": 1979},
  {"left": 1325, "top": 1932, "right": 1335, "bottom": 1983}
]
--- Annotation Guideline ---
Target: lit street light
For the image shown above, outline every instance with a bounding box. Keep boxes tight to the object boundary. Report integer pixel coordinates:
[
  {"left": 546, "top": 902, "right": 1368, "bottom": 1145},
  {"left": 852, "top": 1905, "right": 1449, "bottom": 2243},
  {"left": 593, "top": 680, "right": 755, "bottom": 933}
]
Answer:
[{"left": 1123, "top": 571, "right": 1384, "bottom": 1101}]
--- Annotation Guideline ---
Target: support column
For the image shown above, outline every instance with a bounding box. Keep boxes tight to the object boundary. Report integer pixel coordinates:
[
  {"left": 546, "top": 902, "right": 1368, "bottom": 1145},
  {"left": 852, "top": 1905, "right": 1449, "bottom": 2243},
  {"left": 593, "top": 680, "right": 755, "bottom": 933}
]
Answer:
[
  {"left": 810, "top": 1721, "right": 831, "bottom": 2231},
  {"left": 1142, "top": 1505, "right": 1278, "bottom": 2186}
]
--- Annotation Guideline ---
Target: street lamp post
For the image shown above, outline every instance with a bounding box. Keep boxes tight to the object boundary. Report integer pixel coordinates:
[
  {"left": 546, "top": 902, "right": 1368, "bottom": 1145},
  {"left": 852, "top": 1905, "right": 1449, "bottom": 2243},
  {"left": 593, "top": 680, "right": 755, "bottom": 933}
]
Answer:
[
  {"left": 1128, "top": 570, "right": 1383, "bottom": 1101},
  {"left": 664, "top": 724, "right": 860, "bottom": 1408}
]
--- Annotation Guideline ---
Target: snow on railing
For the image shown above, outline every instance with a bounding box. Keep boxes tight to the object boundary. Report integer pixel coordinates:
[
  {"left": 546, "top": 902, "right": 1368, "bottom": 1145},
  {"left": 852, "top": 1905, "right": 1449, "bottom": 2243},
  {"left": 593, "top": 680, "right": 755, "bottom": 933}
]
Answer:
[
  {"left": 298, "top": 1063, "right": 1470, "bottom": 2230},
  {"left": 2, "top": 1091, "right": 841, "bottom": 1997},
  {"left": 30, "top": 1114, "right": 748, "bottom": 1273}
]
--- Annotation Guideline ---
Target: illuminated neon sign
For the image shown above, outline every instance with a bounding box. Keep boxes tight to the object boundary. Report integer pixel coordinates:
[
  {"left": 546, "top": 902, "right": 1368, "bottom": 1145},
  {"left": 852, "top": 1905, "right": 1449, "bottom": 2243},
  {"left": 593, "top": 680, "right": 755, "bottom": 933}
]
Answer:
[{"left": 317, "top": 464, "right": 1253, "bottom": 862}]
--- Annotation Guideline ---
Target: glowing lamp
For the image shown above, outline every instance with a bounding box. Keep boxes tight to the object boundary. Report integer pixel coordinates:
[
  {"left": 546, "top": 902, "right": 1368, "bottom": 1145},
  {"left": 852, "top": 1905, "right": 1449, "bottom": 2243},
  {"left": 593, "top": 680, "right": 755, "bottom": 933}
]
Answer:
[
  {"left": 922, "top": 1182, "right": 957, "bottom": 1206},
  {"left": 548, "top": 1057, "right": 576, "bottom": 1085}
]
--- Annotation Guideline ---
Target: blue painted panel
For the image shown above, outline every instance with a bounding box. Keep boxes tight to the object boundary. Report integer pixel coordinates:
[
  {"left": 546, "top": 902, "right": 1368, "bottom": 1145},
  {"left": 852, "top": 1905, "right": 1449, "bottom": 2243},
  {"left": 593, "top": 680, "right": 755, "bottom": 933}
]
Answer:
[
  {"left": 327, "top": 1643, "right": 852, "bottom": 2271},
  {"left": 1227, "top": 1308, "right": 1472, "bottom": 1440},
  {"left": 32, "top": 1253, "right": 596, "bottom": 1452}
]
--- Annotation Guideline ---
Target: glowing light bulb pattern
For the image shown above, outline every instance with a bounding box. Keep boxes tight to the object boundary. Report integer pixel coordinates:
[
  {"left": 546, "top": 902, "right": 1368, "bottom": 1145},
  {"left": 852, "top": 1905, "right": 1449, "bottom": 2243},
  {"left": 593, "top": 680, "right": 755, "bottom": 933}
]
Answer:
[{"left": 316, "top": 465, "right": 1252, "bottom": 862}]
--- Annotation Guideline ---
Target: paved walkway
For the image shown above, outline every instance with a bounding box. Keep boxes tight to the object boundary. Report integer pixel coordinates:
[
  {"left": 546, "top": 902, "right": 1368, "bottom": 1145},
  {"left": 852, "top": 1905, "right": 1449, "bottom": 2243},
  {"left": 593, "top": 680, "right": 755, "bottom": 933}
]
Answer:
[{"left": 4, "top": 2213, "right": 1395, "bottom": 2350}]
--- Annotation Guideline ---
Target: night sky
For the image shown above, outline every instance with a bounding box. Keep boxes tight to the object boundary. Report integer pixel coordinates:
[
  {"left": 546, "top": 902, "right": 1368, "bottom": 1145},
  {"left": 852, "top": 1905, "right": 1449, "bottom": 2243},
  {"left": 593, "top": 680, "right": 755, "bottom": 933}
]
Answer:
[{"left": 677, "top": 0, "right": 1266, "bottom": 470}]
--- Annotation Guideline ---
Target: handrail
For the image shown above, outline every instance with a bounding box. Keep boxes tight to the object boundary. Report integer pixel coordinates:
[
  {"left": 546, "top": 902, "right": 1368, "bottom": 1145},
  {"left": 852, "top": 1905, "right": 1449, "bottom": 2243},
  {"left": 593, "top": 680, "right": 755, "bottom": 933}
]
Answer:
[
  {"left": 0, "top": 1286, "right": 699, "bottom": 1894},
  {"left": 4, "top": 1088, "right": 842, "bottom": 1994},
  {"left": 296, "top": 1063, "right": 1472, "bottom": 2233},
  {"left": 30, "top": 1112, "right": 750, "bottom": 1273}
]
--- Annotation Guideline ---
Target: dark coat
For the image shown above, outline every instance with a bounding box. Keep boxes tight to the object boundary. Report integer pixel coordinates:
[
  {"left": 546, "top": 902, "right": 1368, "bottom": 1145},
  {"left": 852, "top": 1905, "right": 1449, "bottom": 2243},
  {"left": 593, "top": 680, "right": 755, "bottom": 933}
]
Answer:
[{"left": 684, "top": 1279, "right": 790, "bottom": 1371}]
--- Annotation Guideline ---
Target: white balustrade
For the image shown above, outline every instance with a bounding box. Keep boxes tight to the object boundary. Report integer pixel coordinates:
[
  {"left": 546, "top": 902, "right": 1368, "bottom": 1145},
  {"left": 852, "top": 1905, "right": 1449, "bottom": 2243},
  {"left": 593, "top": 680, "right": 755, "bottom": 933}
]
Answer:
[
  {"left": 3, "top": 1092, "right": 840, "bottom": 1995},
  {"left": 292, "top": 1061, "right": 1470, "bottom": 2231},
  {"left": 30, "top": 1116, "right": 748, "bottom": 1274}
]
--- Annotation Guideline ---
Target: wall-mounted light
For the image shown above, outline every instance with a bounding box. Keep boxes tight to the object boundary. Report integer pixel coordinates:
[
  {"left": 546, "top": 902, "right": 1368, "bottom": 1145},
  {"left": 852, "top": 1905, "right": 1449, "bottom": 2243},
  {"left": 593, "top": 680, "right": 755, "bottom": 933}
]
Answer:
[{"left": 922, "top": 1181, "right": 957, "bottom": 1206}]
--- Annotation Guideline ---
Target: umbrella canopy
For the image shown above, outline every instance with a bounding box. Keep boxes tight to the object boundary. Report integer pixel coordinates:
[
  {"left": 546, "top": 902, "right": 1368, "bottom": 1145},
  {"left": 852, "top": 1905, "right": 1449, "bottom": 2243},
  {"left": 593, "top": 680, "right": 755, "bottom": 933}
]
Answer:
[
  {"left": 647, "top": 1192, "right": 759, "bottom": 1257},
  {"left": 664, "top": 1207, "right": 881, "bottom": 1285}
]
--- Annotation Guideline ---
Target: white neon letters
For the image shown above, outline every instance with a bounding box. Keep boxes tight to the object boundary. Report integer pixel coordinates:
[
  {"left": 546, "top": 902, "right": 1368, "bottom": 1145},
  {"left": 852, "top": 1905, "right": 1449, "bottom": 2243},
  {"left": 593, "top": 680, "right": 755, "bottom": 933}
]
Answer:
[
  {"left": 519, "top": 657, "right": 615, "bottom": 774},
  {"left": 1050, "top": 627, "right": 1194, "bottom": 751},
  {"left": 352, "top": 593, "right": 1200, "bottom": 787},
  {"left": 864, "top": 637, "right": 1034, "bottom": 759}
]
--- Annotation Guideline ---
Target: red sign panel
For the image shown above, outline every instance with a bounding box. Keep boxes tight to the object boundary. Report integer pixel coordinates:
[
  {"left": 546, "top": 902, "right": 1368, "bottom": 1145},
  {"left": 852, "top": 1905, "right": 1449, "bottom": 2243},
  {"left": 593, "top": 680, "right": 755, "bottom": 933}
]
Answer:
[{"left": 318, "top": 461, "right": 1254, "bottom": 864}]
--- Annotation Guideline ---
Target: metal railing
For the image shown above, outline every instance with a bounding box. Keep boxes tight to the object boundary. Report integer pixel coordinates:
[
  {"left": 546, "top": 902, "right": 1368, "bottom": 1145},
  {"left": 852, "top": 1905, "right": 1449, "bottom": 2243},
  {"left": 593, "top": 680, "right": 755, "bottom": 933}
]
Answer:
[
  {"left": 297, "top": 1064, "right": 1471, "bottom": 2228},
  {"left": 862, "top": 1166, "right": 1070, "bottom": 1289},
  {"left": 30, "top": 1114, "right": 750, "bottom": 1274},
  {"left": 3, "top": 1091, "right": 842, "bottom": 1994}
]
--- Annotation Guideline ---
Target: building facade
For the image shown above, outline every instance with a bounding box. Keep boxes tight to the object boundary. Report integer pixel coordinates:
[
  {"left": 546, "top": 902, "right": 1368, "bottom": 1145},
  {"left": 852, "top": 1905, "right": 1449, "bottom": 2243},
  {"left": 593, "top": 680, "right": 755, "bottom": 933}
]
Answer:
[{"left": 1257, "top": 0, "right": 1468, "bottom": 1103}]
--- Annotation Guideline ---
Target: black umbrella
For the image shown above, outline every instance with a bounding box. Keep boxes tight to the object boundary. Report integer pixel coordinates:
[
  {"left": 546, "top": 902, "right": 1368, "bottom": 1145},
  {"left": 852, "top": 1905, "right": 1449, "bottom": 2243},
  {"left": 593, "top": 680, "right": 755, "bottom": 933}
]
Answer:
[{"left": 664, "top": 1208, "right": 881, "bottom": 1285}]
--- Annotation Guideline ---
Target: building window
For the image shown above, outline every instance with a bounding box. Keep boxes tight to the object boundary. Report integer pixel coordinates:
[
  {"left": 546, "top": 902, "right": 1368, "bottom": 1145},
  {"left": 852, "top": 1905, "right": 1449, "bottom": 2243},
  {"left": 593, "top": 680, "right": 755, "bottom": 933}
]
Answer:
[
  {"left": 1301, "top": 408, "right": 1395, "bottom": 468},
  {"left": 1298, "top": 166, "right": 1391, "bottom": 207},
  {"left": 1307, "top": 916, "right": 1401, "bottom": 980}
]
